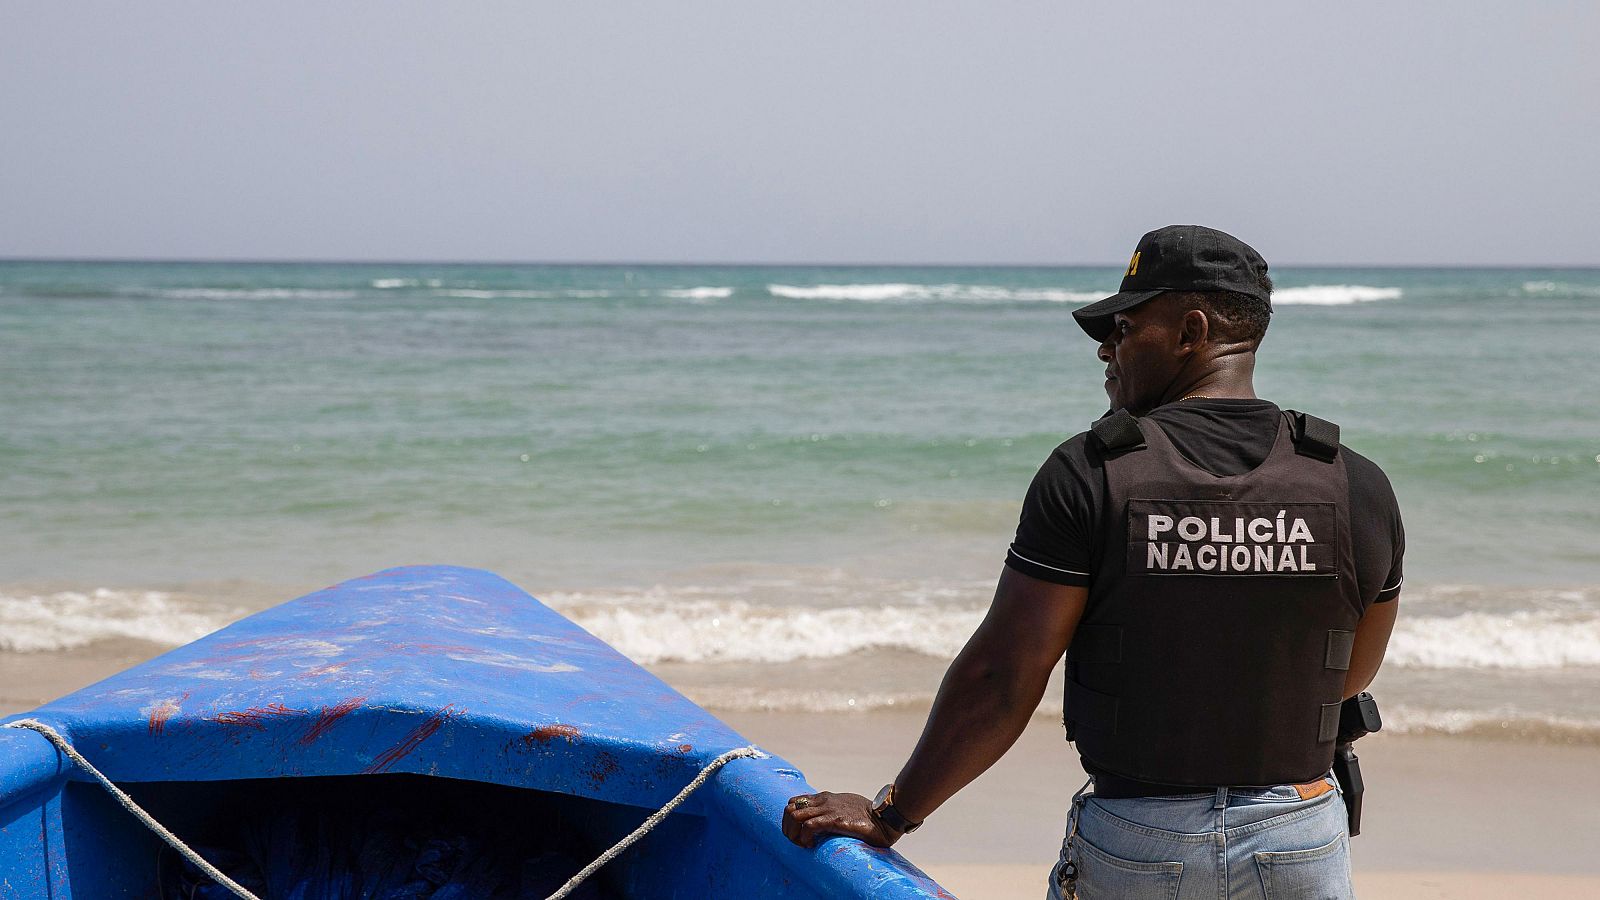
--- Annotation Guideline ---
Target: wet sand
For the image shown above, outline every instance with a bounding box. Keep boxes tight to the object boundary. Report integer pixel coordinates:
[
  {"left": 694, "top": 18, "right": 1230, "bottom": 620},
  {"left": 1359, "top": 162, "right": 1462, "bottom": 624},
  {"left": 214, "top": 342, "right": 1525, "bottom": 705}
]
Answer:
[{"left": 0, "top": 637, "right": 172, "bottom": 716}]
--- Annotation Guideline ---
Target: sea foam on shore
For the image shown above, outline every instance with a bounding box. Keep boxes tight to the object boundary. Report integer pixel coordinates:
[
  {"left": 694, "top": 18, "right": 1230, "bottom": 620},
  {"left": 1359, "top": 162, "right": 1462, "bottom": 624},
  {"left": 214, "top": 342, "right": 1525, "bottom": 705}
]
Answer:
[{"left": 7, "top": 577, "right": 1600, "bottom": 741}]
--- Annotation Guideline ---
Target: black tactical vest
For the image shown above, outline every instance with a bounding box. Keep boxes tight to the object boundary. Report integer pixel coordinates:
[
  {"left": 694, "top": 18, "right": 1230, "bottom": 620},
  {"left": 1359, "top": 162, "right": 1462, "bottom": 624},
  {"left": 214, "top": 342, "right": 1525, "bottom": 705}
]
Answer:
[{"left": 1064, "top": 408, "right": 1363, "bottom": 787}]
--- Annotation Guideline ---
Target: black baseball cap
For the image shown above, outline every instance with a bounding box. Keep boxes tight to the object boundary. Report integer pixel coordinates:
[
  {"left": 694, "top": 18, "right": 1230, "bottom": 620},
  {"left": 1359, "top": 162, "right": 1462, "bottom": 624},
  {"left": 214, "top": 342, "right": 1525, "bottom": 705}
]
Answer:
[{"left": 1073, "top": 225, "right": 1271, "bottom": 340}]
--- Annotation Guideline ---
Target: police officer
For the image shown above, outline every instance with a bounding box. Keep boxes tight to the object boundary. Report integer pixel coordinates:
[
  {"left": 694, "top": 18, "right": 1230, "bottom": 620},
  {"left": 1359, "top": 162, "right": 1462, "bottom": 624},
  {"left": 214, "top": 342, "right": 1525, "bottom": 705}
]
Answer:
[{"left": 780, "top": 225, "right": 1403, "bottom": 900}]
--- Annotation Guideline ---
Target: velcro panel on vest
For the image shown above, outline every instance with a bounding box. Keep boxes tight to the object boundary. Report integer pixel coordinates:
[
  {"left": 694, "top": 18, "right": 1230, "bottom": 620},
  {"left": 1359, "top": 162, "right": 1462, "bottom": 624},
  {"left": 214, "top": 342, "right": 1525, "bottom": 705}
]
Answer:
[
  {"left": 1289, "top": 411, "right": 1340, "bottom": 463},
  {"left": 1066, "top": 679, "right": 1119, "bottom": 735},
  {"left": 1091, "top": 410, "right": 1146, "bottom": 455},
  {"left": 1325, "top": 630, "right": 1355, "bottom": 670},
  {"left": 1066, "top": 625, "right": 1123, "bottom": 664},
  {"left": 1126, "top": 499, "right": 1339, "bottom": 577},
  {"left": 1319, "top": 702, "right": 1343, "bottom": 744}
]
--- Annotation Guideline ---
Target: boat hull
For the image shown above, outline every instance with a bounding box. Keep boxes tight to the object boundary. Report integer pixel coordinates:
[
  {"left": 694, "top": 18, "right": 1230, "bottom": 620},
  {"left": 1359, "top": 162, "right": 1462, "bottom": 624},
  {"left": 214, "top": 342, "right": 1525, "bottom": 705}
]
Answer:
[{"left": 0, "top": 566, "right": 953, "bottom": 898}]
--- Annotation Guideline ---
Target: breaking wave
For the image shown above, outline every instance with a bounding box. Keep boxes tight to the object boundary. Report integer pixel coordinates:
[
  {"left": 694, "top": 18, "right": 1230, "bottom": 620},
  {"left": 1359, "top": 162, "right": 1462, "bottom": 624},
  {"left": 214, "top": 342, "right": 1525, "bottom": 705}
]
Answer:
[
  {"left": 551, "top": 596, "right": 985, "bottom": 665},
  {"left": 0, "top": 588, "right": 238, "bottom": 652},
  {"left": 1387, "top": 610, "right": 1600, "bottom": 669},
  {"left": 550, "top": 591, "right": 1600, "bottom": 671},
  {"left": 767, "top": 283, "right": 1103, "bottom": 303},
  {"left": 1272, "top": 285, "right": 1403, "bottom": 305},
  {"left": 668, "top": 691, "right": 1600, "bottom": 743},
  {"left": 765, "top": 283, "right": 1405, "bottom": 306},
  {"left": 371, "top": 278, "right": 444, "bottom": 289},
  {"left": 1376, "top": 705, "right": 1600, "bottom": 744},
  {"left": 116, "top": 282, "right": 1406, "bottom": 307},
  {"left": 10, "top": 576, "right": 1599, "bottom": 677},
  {"left": 663, "top": 287, "right": 734, "bottom": 300}
]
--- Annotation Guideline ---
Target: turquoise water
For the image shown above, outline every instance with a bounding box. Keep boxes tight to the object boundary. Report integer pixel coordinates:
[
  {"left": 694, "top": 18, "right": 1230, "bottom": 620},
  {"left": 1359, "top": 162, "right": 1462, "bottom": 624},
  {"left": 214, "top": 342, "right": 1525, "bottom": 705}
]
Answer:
[
  {"left": 4, "top": 262, "right": 1599, "bottom": 732},
  {"left": 4, "top": 261, "right": 1596, "bottom": 586}
]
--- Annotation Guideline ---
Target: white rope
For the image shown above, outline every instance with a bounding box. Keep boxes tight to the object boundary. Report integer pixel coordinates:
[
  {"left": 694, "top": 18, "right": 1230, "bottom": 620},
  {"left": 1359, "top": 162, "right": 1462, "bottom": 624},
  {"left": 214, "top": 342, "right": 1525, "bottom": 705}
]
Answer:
[
  {"left": 544, "top": 744, "right": 764, "bottom": 900},
  {"left": 5, "top": 717, "right": 762, "bottom": 900},
  {"left": 4, "top": 718, "right": 262, "bottom": 900}
]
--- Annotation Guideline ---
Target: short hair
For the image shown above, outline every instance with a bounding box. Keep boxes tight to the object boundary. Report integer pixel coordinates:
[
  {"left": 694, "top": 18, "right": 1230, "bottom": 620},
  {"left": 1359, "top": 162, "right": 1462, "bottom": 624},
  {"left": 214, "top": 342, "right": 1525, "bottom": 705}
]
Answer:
[{"left": 1170, "top": 270, "right": 1273, "bottom": 348}]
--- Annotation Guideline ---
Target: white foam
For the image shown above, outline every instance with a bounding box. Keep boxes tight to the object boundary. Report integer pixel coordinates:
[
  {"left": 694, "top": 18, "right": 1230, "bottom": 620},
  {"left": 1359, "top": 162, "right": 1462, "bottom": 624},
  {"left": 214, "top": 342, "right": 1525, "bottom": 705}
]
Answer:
[
  {"left": 0, "top": 589, "right": 237, "bottom": 652},
  {"left": 1272, "top": 285, "right": 1403, "bottom": 305},
  {"left": 552, "top": 593, "right": 1600, "bottom": 671},
  {"left": 539, "top": 578, "right": 1600, "bottom": 671},
  {"left": 767, "top": 283, "right": 1102, "bottom": 303},
  {"left": 671, "top": 690, "right": 1600, "bottom": 737},
  {"left": 676, "top": 685, "right": 934, "bottom": 714},
  {"left": 1377, "top": 704, "right": 1600, "bottom": 741},
  {"left": 545, "top": 590, "right": 985, "bottom": 665},
  {"left": 663, "top": 287, "right": 734, "bottom": 300},
  {"left": 370, "top": 278, "right": 443, "bottom": 289},
  {"left": 1388, "top": 610, "right": 1600, "bottom": 669}
]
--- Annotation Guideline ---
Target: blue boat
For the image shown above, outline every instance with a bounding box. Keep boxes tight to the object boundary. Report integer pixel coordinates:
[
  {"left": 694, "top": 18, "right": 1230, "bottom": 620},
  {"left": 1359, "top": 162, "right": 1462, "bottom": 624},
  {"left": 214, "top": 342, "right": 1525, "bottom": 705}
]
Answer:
[{"left": 0, "top": 566, "right": 953, "bottom": 899}]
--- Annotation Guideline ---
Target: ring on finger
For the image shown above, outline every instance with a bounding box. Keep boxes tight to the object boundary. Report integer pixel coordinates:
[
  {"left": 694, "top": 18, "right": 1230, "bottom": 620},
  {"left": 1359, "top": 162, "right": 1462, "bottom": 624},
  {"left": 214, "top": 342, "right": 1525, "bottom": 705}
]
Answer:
[{"left": 793, "top": 796, "right": 812, "bottom": 808}]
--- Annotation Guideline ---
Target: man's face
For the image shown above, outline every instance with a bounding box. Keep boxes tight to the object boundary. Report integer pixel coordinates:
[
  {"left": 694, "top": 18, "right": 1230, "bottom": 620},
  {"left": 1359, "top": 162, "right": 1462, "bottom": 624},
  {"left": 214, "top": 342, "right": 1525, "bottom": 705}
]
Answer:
[{"left": 1097, "top": 297, "right": 1184, "bottom": 414}]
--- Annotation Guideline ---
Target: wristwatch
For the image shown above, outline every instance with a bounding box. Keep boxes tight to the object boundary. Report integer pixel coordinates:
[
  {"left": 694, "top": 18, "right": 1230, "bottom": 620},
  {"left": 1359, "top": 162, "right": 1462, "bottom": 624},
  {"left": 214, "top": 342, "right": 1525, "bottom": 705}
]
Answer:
[{"left": 871, "top": 783, "right": 924, "bottom": 834}]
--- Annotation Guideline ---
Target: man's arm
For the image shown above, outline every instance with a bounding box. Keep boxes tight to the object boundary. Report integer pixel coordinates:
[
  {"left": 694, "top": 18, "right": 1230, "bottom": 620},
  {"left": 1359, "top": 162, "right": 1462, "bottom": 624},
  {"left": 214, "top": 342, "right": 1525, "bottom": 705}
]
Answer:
[
  {"left": 1343, "top": 595, "right": 1399, "bottom": 699},
  {"left": 781, "top": 568, "right": 1087, "bottom": 848}
]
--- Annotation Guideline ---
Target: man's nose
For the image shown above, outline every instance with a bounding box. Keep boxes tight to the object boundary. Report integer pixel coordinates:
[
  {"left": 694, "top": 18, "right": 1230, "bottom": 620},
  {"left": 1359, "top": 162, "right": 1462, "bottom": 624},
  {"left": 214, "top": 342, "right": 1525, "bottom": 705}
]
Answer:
[{"left": 1097, "top": 336, "right": 1115, "bottom": 363}]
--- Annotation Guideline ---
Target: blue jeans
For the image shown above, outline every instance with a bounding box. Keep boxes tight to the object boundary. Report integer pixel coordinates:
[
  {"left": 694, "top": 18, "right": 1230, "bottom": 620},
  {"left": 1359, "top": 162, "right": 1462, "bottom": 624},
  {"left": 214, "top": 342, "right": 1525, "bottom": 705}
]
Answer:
[{"left": 1047, "top": 775, "right": 1353, "bottom": 899}]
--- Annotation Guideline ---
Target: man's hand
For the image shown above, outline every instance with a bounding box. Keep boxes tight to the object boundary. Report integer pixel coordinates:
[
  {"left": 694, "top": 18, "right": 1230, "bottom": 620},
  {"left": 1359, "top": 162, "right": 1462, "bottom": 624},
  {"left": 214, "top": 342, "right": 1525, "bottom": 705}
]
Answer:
[
  {"left": 781, "top": 791, "right": 900, "bottom": 849},
  {"left": 777, "top": 570, "right": 1085, "bottom": 851}
]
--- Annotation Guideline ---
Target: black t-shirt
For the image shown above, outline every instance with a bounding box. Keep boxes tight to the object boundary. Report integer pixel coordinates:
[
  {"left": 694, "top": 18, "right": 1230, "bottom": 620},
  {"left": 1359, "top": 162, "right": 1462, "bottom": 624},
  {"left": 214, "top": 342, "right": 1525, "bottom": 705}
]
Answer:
[{"left": 1005, "top": 399, "right": 1404, "bottom": 608}]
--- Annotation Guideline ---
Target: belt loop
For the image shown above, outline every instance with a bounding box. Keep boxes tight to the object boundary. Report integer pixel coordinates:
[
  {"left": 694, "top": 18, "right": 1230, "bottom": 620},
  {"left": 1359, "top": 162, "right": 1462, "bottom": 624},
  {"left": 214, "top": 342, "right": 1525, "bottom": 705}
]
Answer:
[{"left": 1213, "top": 786, "right": 1227, "bottom": 810}]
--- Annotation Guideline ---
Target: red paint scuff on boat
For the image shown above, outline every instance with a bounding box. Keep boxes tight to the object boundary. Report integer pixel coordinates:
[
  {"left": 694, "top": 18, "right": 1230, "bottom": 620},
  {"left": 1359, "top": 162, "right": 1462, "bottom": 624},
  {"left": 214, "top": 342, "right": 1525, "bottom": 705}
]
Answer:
[
  {"left": 300, "top": 696, "right": 367, "bottom": 745},
  {"left": 208, "top": 703, "right": 303, "bottom": 730},
  {"left": 147, "top": 691, "right": 191, "bottom": 735},
  {"left": 522, "top": 723, "right": 581, "bottom": 746},
  {"left": 361, "top": 704, "right": 456, "bottom": 773}
]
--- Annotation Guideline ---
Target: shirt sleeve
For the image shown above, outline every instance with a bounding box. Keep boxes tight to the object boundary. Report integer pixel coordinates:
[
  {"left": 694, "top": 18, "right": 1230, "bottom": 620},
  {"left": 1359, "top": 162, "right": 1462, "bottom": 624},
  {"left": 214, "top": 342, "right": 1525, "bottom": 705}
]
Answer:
[
  {"left": 1373, "top": 503, "right": 1405, "bottom": 603},
  {"left": 1004, "top": 439, "right": 1095, "bottom": 587},
  {"left": 1347, "top": 448, "right": 1406, "bottom": 604}
]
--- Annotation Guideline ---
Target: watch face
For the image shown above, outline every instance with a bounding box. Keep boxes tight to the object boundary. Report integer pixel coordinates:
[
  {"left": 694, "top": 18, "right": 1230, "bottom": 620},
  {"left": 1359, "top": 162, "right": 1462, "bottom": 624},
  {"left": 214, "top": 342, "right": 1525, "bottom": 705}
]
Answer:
[{"left": 873, "top": 784, "right": 893, "bottom": 809}]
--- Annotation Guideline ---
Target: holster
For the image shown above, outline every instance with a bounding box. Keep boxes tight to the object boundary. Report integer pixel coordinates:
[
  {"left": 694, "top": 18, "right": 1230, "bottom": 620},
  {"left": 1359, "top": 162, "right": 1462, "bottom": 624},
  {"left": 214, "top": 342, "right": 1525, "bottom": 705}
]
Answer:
[{"left": 1331, "top": 692, "right": 1382, "bottom": 836}]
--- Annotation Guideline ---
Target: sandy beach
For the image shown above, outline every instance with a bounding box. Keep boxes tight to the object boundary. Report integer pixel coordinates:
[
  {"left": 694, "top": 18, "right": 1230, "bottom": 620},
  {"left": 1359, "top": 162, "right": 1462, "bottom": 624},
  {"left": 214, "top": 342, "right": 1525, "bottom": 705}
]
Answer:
[
  {"left": 724, "top": 709, "right": 1600, "bottom": 899},
  {"left": 6, "top": 641, "right": 1599, "bottom": 899}
]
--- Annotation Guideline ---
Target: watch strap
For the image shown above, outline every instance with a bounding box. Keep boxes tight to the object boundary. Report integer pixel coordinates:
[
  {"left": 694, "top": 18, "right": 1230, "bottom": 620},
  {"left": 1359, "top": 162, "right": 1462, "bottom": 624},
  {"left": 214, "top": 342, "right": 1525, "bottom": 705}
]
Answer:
[{"left": 872, "top": 783, "right": 923, "bottom": 834}]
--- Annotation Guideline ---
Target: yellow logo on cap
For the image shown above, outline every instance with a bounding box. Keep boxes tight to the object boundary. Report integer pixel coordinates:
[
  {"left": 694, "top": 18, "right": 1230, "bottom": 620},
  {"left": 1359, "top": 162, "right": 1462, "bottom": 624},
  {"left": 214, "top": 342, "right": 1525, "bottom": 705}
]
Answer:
[{"left": 1126, "top": 251, "right": 1141, "bottom": 277}]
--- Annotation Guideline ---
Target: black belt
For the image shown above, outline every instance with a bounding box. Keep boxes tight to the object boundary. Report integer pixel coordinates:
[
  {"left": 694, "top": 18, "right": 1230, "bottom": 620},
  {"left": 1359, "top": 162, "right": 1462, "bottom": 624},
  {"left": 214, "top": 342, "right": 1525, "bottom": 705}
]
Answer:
[{"left": 1087, "top": 767, "right": 1213, "bottom": 799}]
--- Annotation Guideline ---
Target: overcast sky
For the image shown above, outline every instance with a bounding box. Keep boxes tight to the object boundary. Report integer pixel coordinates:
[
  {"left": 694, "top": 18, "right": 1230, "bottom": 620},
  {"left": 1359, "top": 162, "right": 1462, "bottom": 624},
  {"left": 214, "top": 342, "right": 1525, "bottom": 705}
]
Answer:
[{"left": 4, "top": 2, "right": 1597, "bottom": 266}]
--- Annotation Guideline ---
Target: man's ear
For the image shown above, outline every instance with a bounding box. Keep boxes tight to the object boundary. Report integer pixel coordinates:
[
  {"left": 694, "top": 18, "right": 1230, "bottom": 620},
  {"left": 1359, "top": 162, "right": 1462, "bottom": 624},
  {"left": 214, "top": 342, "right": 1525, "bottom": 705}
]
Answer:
[{"left": 1177, "top": 308, "right": 1210, "bottom": 353}]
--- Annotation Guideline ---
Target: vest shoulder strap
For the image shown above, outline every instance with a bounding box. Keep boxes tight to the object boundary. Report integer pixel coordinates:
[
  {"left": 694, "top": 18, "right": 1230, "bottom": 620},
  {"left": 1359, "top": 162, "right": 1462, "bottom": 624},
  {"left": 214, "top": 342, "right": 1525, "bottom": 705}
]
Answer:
[
  {"left": 1286, "top": 410, "right": 1341, "bottom": 463},
  {"left": 1090, "top": 409, "right": 1146, "bottom": 455}
]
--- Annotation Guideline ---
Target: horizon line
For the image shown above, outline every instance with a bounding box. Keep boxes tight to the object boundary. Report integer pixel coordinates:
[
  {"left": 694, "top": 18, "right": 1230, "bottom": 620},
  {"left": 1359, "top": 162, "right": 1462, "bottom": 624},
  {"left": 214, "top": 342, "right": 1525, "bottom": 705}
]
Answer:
[{"left": 2, "top": 255, "right": 1599, "bottom": 271}]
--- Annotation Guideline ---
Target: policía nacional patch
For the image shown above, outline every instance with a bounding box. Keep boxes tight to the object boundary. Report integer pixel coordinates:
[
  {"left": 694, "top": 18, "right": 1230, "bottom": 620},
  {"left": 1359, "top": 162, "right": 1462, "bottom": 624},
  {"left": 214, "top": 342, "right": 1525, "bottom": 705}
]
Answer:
[{"left": 1126, "top": 499, "right": 1338, "bottom": 577}]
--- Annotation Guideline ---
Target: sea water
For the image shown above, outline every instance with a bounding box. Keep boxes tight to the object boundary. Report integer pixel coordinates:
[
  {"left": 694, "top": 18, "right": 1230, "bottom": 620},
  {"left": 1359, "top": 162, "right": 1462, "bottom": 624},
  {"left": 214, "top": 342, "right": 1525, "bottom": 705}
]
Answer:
[{"left": 3, "top": 262, "right": 1597, "bottom": 739}]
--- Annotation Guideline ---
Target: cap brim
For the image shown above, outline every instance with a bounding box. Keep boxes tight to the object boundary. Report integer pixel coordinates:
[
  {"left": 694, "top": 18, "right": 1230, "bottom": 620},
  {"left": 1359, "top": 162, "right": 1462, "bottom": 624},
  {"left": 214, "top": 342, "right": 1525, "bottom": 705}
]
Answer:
[{"left": 1071, "top": 289, "right": 1165, "bottom": 340}]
